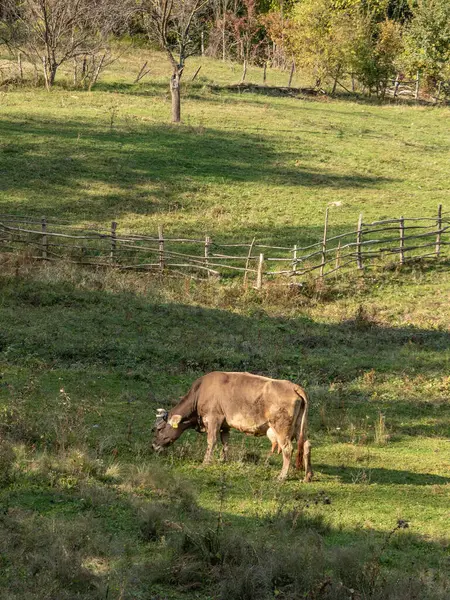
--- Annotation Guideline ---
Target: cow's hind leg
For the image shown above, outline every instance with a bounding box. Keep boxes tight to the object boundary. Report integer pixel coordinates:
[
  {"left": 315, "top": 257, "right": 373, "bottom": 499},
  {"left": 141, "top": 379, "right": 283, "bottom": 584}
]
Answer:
[
  {"left": 203, "top": 420, "right": 221, "bottom": 464},
  {"left": 277, "top": 437, "right": 293, "bottom": 481},
  {"left": 220, "top": 429, "right": 230, "bottom": 462},
  {"left": 303, "top": 440, "right": 313, "bottom": 483}
]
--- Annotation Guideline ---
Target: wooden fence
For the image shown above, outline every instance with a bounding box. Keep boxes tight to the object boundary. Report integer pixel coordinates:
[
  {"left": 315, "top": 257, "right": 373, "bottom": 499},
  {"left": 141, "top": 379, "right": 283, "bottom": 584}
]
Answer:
[
  {"left": 386, "top": 72, "right": 420, "bottom": 99},
  {"left": 0, "top": 206, "right": 448, "bottom": 288}
]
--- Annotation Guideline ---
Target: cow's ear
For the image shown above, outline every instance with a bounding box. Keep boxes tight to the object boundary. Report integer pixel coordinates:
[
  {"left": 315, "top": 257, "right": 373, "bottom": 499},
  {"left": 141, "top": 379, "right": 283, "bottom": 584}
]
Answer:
[{"left": 168, "top": 414, "right": 182, "bottom": 429}]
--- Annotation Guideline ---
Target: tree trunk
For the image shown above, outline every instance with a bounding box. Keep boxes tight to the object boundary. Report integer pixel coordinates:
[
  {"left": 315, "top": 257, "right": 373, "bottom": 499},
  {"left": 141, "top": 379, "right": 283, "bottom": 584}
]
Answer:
[
  {"left": 48, "top": 61, "right": 57, "bottom": 86},
  {"left": 222, "top": 0, "right": 227, "bottom": 61},
  {"left": 331, "top": 65, "right": 341, "bottom": 96},
  {"left": 170, "top": 68, "right": 182, "bottom": 123}
]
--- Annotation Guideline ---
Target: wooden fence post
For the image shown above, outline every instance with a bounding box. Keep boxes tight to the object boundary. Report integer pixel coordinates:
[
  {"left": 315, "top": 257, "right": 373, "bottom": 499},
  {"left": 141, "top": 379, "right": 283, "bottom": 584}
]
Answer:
[
  {"left": 256, "top": 253, "right": 264, "bottom": 289},
  {"left": 110, "top": 221, "right": 117, "bottom": 261},
  {"left": 393, "top": 74, "right": 399, "bottom": 98},
  {"left": 435, "top": 81, "right": 442, "bottom": 104},
  {"left": 243, "top": 237, "right": 256, "bottom": 287},
  {"left": 18, "top": 52, "right": 23, "bottom": 81},
  {"left": 436, "top": 204, "right": 442, "bottom": 257},
  {"left": 42, "top": 56, "right": 50, "bottom": 91},
  {"left": 399, "top": 216, "right": 405, "bottom": 264},
  {"left": 292, "top": 244, "right": 298, "bottom": 275},
  {"left": 320, "top": 208, "right": 329, "bottom": 278},
  {"left": 240, "top": 59, "right": 247, "bottom": 84},
  {"left": 335, "top": 241, "right": 341, "bottom": 270},
  {"left": 356, "top": 214, "right": 363, "bottom": 270},
  {"left": 158, "top": 225, "right": 164, "bottom": 272},
  {"left": 134, "top": 61, "right": 148, "bottom": 83},
  {"left": 288, "top": 61, "right": 295, "bottom": 88},
  {"left": 41, "top": 217, "right": 48, "bottom": 260},
  {"left": 191, "top": 66, "right": 202, "bottom": 81},
  {"left": 204, "top": 235, "right": 211, "bottom": 277},
  {"left": 415, "top": 71, "right": 420, "bottom": 101},
  {"left": 263, "top": 62, "right": 267, "bottom": 84}
]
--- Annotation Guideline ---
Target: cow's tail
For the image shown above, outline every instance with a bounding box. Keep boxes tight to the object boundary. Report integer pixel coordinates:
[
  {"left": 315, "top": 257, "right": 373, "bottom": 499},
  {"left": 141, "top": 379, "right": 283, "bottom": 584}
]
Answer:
[{"left": 294, "top": 386, "right": 309, "bottom": 470}]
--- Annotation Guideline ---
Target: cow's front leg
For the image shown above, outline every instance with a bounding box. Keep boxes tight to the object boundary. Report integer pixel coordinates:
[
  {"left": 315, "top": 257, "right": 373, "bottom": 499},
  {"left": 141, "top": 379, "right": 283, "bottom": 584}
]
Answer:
[
  {"left": 278, "top": 439, "right": 293, "bottom": 481},
  {"left": 220, "top": 429, "right": 230, "bottom": 462},
  {"left": 203, "top": 422, "right": 220, "bottom": 464}
]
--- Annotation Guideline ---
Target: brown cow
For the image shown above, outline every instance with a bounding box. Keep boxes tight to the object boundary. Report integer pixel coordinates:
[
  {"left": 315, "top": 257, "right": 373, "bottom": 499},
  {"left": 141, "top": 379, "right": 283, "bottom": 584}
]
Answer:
[{"left": 152, "top": 371, "right": 313, "bottom": 482}]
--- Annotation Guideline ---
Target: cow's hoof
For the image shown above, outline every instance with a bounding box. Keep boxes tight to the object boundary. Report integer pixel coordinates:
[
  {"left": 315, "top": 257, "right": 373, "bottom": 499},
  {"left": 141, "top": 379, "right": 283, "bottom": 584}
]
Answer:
[
  {"left": 277, "top": 474, "right": 288, "bottom": 482},
  {"left": 303, "top": 472, "right": 313, "bottom": 483}
]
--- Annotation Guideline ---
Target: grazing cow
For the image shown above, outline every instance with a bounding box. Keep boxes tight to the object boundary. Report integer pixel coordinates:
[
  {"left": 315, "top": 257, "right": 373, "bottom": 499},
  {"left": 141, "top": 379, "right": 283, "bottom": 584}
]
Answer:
[{"left": 152, "top": 371, "right": 313, "bottom": 482}]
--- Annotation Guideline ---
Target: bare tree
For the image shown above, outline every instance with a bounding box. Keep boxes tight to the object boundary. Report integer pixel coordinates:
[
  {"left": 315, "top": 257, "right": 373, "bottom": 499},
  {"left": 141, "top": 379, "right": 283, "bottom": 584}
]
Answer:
[
  {"left": 2, "top": 0, "right": 130, "bottom": 89},
  {"left": 141, "top": 0, "right": 209, "bottom": 122}
]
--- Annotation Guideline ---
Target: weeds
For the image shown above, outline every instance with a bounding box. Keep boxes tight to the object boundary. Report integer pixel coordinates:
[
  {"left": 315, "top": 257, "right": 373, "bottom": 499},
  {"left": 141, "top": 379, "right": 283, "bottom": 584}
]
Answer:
[
  {"left": 365, "top": 519, "right": 410, "bottom": 594},
  {"left": 0, "top": 439, "right": 15, "bottom": 484},
  {"left": 346, "top": 304, "right": 379, "bottom": 331},
  {"left": 374, "top": 413, "right": 389, "bottom": 446},
  {"left": 0, "top": 510, "right": 105, "bottom": 600}
]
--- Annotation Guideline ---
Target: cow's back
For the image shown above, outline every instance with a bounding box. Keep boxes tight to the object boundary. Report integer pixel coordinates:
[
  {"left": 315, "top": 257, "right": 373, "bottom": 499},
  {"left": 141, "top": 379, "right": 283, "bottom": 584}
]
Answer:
[{"left": 196, "top": 371, "right": 300, "bottom": 433}]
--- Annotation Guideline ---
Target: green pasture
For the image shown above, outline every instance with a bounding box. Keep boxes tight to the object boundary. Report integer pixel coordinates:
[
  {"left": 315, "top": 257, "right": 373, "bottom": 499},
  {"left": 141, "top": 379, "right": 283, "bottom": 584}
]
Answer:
[
  {"left": 1, "top": 50, "right": 449, "bottom": 245},
  {"left": 0, "top": 50, "right": 449, "bottom": 599}
]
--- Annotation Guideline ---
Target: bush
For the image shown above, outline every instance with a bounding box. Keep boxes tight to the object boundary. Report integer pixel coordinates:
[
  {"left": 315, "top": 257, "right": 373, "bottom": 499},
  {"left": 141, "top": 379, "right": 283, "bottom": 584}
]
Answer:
[
  {"left": 0, "top": 439, "right": 15, "bottom": 484},
  {"left": 402, "top": 0, "right": 450, "bottom": 85}
]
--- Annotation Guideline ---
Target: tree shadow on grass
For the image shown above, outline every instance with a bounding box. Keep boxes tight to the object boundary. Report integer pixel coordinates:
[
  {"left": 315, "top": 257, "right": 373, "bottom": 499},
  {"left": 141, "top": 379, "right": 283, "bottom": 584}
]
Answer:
[
  {"left": 315, "top": 464, "right": 450, "bottom": 486},
  {"left": 92, "top": 79, "right": 443, "bottom": 112},
  {"left": 1, "top": 462, "right": 448, "bottom": 599},
  {"left": 1, "top": 275, "right": 449, "bottom": 431},
  {"left": 0, "top": 115, "right": 393, "bottom": 233}
]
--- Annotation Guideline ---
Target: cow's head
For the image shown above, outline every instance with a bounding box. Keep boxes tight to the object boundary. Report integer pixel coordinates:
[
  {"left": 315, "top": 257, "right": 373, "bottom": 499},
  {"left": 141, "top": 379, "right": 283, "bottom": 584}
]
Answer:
[{"left": 152, "top": 408, "right": 187, "bottom": 451}]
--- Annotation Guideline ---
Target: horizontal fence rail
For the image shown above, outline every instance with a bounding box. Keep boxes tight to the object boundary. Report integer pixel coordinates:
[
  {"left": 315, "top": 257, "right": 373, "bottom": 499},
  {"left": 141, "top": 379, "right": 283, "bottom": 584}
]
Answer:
[{"left": 0, "top": 205, "right": 448, "bottom": 288}]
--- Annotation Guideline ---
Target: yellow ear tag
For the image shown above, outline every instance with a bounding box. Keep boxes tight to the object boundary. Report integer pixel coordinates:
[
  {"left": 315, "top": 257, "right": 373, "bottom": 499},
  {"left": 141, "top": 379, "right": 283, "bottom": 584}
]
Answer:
[{"left": 171, "top": 423, "right": 178, "bottom": 429}]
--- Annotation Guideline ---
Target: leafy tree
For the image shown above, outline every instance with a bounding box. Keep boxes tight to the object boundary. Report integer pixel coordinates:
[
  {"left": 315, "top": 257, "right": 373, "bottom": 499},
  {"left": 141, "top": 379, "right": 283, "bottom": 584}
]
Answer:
[
  {"left": 284, "top": 0, "right": 403, "bottom": 94},
  {"left": 349, "top": 14, "right": 403, "bottom": 95},
  {"left": 402, "top": 0, "right": 450, "bottom": 84},
  {"left": 285, "top": 0, "right": 355, "bottom": 87}
]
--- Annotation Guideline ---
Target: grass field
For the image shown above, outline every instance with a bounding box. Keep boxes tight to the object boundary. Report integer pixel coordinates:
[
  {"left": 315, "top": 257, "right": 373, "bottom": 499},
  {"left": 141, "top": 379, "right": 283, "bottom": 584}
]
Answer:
[{"left": 0, "top": 49, "right": 449, "bottom": 600}]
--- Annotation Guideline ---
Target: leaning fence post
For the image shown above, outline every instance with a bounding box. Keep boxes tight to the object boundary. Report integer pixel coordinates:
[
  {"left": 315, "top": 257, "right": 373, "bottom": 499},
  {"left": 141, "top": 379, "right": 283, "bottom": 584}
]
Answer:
[
  {"left": 158, "top": 225, "right": 164, "bottom": 272},
  {"left": 240, "top": 59, "right": 247, "bottom": 84},
  {"left": 110, "top": 221, "right": 117, "bottom": 261},
  {"left": 399, "top": 216, "right": 405, "bottom": 264},
  {"left": 256, "top": 253, "right": 264, "bottom": 289},
  {"left": 204, "top": 235, "right": 211, "bottom": 277},
  {"left": 191, "top": 66, "right": 202, "bottom": 81},
  {"left": 320, "top": 207, "right": 329, "bottom": 278},
  {"left": 243, "top": 237, "right": 256, "bottom": 287},
  {"left": 41, "top": 217, "right": 48, "bottom": 260},
  {"left": 288, "top": 61, "right": 295, "bottom": 88},
  {"left": 292, "top": 244, "right": 298, "bottom": 275},
  {"left": 356, "top": 214, "right": 363, "bottom": 270},
  {"left": 335, "top": 241, "right": 341, "bottom": 270},
  {"left": 436, "top": 204, "right": 442, "bottom": 257}
]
